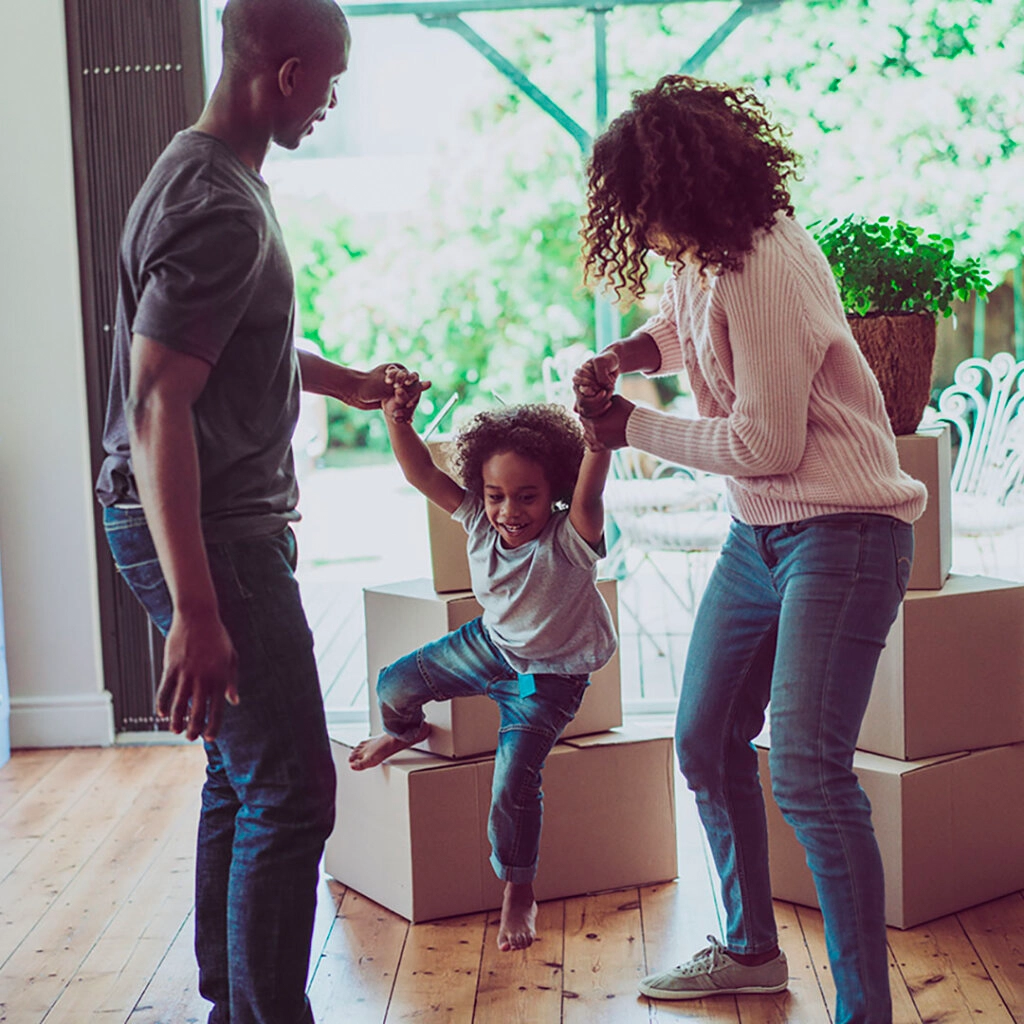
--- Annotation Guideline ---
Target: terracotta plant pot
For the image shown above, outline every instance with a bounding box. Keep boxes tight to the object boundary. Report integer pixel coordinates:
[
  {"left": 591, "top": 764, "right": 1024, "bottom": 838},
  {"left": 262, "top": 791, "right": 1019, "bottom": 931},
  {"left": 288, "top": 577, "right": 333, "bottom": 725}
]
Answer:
[{"left": 847, "top": 312, "right": 937, "bottom": 436}]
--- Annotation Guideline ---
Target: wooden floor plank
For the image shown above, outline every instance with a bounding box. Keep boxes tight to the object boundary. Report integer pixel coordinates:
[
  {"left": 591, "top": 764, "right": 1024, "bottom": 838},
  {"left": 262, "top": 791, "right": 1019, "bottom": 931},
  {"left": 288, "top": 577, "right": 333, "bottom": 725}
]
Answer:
[
  {"left": 126, "top": 910, "right": 208, "bottom": 1024},
  {"left": 888, "top": 914, "right": 1016, "bottom": 1023},
  {"left": 562, "top": 888, "right": 648, "bottom": 1024},
  {"left": 0, "top": 747, "right": 111, "bottom": 841},
  {"left": 0, "top": 748, "right": 203, "bottom": 1021},
  {"left": 736, "top": 901, "right": 831, "bottom": 1024},
  {"left": 0, "top": 749, "right": 68, "bottom": 820},
  {"left": 307, "top": 888, "right": 408, "bottom": 1024},
  {"left": 308, "top": 874, "right": 347, "bottom": 988},
  {"left": 888, "top": 940, "right": 925, "bottom": 1024},
  {"left": 384, "top": 912, "right": 487, "bottom": 1024},
  {"left": 642, "top": 782, "right": 723, "bottom": 968},
  {"left": 794, "top": 906, "right": 836, "bottom": 1017},
  {"left": 472, "top": 899, "right": 564, "bottom": 1024},
  {"left": 958, "top": 894, "right": 1024, "bottom": 1018},
  {"left": 38, "top": 791, "right": 200, "bottom": 1024},
  {"left": 1, "top": 744, "right": 1023, "bottom": 1024},
  {"left": 0, "top": 747, "right": 174, "bottom": 969},
  {"left": 0, "top": 748, "right": 124, "bottom": 891}
]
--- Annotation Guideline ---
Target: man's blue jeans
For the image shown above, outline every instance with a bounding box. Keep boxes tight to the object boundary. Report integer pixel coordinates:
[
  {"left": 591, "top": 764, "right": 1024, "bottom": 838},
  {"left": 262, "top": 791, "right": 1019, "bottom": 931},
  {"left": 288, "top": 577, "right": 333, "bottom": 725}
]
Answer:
[
  {"left": 103, "top": 507, "right": 336, "bottom": 1024},
  {"left": 377, "top": 617, "right": 588, "bottom": 883},
  {"left": 676, "top": 513, "right": 912, "bottom": 1024}
]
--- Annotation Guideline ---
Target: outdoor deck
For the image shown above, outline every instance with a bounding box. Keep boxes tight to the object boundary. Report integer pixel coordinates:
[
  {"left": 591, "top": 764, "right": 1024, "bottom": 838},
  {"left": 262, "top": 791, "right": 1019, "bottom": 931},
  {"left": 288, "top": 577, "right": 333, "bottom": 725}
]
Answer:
[{"left": 294, "top": 462, "right": 1024, "bottom": 722}]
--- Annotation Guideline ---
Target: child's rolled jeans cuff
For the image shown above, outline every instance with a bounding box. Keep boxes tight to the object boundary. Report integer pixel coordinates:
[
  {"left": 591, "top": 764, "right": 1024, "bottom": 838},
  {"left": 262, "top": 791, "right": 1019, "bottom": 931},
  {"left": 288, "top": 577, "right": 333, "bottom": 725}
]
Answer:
[
  {"left": 383, "top": 720, "right": 426, "bottom": 744},
  {"left": 491, "top": 854, "right": 538, "bottom": 885}
]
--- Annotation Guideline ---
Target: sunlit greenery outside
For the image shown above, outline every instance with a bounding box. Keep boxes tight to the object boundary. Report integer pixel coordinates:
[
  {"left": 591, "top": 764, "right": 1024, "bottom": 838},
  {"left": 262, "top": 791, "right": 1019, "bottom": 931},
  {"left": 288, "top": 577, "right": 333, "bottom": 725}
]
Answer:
[{"left": 243, "top": 0, "right": 1024, "bottom": 456}]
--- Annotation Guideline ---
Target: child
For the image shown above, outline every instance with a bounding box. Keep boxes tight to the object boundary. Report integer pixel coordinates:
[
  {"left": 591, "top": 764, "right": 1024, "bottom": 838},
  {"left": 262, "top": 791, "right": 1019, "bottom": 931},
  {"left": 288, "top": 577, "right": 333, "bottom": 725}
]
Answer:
[{"left": 349, "top": 366, "right": 616, "bottom": 952}]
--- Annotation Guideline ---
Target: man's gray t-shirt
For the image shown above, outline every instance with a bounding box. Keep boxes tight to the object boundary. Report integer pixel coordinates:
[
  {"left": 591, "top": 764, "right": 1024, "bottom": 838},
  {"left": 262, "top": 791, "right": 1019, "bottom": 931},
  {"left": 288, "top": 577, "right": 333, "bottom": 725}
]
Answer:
[
  {"left": 96, "top": 130, "right": 300, "bottom": 543},
  {"left": 452, "top": 493, "right": 617, "bottom": 676}
]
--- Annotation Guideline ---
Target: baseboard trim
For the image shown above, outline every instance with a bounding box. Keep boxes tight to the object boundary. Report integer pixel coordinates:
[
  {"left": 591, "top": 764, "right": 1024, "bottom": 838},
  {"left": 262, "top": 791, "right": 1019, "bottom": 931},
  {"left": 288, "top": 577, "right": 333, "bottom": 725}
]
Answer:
[
  {"left": 10, "top": 691, "right": 115, "bottom": 748},
  {"left": 115, "top": 730, "right": 191, "bottom": 746}
]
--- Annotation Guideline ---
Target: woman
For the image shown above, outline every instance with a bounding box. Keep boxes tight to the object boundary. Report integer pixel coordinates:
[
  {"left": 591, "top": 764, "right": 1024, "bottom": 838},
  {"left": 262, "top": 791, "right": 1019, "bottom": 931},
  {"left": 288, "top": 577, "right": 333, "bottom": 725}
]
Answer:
[{"left": 573, "top": 75, "right": 925, "bottom": 1024}]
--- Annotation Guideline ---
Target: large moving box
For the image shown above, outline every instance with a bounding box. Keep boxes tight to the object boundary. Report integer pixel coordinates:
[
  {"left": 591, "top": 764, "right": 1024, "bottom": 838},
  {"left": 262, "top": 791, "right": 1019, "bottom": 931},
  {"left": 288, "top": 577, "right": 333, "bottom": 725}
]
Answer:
[
  {"left": 425, "top": 438, "right": 473, "bottom": 593},
  {"left": 326, "top": 728, "right": 678, "bottom": 923},
  {"left": 859, "top": 574, "right": 1024, "bottom": 759},
  {"left": 756, "top": 735, "right": 1024, "bottom": 929},
  {"left": 365, "top": 577, "right": 623, "bottom": 759},
  {"left": 895, "top": 426, "right": 952, "bottom": 591}
]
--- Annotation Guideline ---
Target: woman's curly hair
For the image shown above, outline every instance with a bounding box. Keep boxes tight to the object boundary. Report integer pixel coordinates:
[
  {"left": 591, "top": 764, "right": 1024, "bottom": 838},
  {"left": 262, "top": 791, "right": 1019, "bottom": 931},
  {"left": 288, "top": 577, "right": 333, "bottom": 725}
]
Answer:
[
  {"left": 452, "top": 404, "right": 585, "bottom": 510},
  {"left": 581, "top": 74, "right": 801, "bottom": 304}
]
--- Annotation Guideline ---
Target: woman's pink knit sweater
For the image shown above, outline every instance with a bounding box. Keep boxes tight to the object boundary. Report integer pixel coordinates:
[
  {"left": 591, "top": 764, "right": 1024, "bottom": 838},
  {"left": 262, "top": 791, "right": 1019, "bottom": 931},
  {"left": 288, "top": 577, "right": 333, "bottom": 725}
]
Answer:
[{"left": 625, "top": 215, "right": 928, "bottom": 526}]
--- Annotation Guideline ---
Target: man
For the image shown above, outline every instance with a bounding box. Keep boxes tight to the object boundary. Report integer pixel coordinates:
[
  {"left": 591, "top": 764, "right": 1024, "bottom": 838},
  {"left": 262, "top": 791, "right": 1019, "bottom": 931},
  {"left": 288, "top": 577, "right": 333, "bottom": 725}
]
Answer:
[{"left": 96, "top": 2, "right": 392, "bottom": 1020}]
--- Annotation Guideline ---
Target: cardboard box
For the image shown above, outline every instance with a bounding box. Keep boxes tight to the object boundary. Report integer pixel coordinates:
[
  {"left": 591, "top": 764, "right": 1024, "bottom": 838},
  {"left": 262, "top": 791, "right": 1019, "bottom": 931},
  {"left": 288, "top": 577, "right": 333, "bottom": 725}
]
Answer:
[
  {"left": 365, "top": 577, "right": 623, "bottom": 759},
  {"left": 895, "top": 425, "right": 952, "bottom": 591},
  {"left": 859, "top": 574, "right": 1024, "bottom": 759},
  {"left": 325, "top": 727, "right": 678, "bottom": 923},
  {"left": 756, "top": 734, "right": 1024, "bottom": 929},
  {"left": 425, "top": 438, "right": 473, "bottom": 593}
]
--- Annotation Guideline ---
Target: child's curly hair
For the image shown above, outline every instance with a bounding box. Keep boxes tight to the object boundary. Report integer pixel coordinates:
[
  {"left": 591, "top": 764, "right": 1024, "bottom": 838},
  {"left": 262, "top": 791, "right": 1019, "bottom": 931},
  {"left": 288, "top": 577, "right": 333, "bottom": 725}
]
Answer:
[
  {"left": 581, "top": 74, "right": 801, "bottom": 304},
  {"left": 452, "top": 404, "right": 585, "bottom": 510}
]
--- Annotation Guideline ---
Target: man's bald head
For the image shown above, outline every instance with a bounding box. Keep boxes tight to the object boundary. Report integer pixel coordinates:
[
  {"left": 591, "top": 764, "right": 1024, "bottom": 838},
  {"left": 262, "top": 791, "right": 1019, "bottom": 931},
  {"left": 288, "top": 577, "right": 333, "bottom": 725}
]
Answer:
[{"left": 221, "top": 0, "right": 350, "bottom": 76}]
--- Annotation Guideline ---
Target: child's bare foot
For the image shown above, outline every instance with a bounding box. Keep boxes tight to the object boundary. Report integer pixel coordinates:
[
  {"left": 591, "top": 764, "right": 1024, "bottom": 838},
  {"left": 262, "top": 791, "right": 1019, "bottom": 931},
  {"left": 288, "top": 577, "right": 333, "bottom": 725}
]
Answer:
[
  {"left": 497, "top": 882, "right": 538, "bottom": 952},
  {"left": 348, "top": 723, "right": 430, "bottom": 771}
]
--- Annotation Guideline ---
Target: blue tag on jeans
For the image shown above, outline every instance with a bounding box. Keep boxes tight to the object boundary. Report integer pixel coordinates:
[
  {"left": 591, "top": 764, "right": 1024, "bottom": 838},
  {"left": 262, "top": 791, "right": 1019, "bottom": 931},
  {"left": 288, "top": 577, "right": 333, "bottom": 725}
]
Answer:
[{"left": 518, "top": 673, "right": 536, "bottom": 698}]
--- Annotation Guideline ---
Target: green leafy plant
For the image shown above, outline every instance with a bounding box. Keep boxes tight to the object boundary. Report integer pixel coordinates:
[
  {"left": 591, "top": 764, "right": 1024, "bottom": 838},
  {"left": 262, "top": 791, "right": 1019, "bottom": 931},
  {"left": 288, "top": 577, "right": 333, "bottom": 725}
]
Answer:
[{"left": 812, "top": 215, "right": 991, "bottom": 318}]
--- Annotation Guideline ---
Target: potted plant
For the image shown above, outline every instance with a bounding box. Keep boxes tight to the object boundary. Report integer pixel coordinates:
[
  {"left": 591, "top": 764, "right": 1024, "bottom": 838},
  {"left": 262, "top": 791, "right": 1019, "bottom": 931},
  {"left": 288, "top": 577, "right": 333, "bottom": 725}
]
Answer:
[{"left": 813, "top": 215, "right": 991, "bottom": 435}]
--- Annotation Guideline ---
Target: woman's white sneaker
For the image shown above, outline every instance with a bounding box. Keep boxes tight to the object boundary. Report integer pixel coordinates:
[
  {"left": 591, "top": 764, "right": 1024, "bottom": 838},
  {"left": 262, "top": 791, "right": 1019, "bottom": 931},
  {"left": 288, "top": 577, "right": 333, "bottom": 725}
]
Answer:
[{"left": 639, "top": 936, "right": 789, "bottom": 1000}]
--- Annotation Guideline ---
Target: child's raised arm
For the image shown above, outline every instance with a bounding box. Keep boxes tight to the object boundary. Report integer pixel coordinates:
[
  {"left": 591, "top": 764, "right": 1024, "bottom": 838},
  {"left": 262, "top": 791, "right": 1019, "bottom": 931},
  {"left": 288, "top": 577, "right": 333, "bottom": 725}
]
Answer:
[
  {"left": 568, "top": 446, "right": 612, "bottom": 549},
  {"left": 382, "top": 366, "right": 465, "bottom": 515}
]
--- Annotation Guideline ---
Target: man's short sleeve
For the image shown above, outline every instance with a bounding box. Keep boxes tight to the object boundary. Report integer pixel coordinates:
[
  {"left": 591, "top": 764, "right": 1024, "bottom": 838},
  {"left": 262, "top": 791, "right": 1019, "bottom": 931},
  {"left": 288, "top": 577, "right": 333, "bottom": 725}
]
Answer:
[{"left": 133, "top": 209, "right": 263, "bottom": 366}]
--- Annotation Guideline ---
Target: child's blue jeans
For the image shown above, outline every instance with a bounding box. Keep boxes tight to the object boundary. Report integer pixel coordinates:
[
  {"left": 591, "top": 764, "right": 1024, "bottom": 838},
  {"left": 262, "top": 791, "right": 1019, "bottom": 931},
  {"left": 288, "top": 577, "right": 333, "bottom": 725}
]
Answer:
[
  {"left": 377, "top": 616, "right": 588, "bottom": 884},
  {"left": 676, "top": 513, "right": 912, "bottom": 1024}
]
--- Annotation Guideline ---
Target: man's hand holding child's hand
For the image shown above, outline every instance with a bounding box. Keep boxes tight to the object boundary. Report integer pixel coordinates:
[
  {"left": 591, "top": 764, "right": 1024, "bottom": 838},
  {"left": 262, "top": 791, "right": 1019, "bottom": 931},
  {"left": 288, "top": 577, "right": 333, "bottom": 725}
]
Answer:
[{"left": 383, "top": 364, "right": 430, "bottom": 424}]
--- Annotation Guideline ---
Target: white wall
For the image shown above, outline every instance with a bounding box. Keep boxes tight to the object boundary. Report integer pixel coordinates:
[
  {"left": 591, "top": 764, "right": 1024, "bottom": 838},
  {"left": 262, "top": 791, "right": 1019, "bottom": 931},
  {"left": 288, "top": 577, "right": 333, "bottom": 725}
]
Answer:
[{"left": 0, "top": 1, "right": 113, "bottom": 746}]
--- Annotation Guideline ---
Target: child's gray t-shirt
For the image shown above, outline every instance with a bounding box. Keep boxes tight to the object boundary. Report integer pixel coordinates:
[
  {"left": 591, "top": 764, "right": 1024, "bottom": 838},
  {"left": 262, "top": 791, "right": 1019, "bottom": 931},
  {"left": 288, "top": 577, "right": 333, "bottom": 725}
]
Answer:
[
  {"left": 452, "top": 493, "right": 617, "bottom": 676},
  {"left": 96, "top": 130, "right": 300, "bottom": 543}
]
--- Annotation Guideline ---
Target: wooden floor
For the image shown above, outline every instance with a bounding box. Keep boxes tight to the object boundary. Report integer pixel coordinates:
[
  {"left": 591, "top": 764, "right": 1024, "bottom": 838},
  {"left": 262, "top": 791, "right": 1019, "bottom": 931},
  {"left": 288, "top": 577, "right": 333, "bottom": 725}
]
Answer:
[{"left": 3, "top": 745, "right": 1024, "bottom": 1023}]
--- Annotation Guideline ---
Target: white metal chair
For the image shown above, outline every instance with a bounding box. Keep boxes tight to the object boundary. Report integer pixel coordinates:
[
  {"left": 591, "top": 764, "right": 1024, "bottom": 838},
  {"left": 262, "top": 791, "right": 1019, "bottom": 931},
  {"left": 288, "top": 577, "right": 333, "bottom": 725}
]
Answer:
[
  {"left": 540, "top": 349, "right": 731, "bottom": 691},
  {"left": 927, "top": 352, "right": 1024, "bottom": 533},
  {"left": 602, "top": 449, "right": 731, "bottom": 656},
  {"left": 924, "top": 352, "right": 1024, "bottom": 576}
]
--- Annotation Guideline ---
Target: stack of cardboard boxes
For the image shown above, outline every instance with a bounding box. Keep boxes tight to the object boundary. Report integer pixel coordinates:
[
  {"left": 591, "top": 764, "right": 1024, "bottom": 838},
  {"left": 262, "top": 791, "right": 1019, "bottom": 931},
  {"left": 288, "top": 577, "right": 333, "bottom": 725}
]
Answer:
[
  {"left": 324, "top": 441, "right": 678, "bottom": 923},
  {"left": 756, "top": 424, "right": 1024, "bottom": 928}
]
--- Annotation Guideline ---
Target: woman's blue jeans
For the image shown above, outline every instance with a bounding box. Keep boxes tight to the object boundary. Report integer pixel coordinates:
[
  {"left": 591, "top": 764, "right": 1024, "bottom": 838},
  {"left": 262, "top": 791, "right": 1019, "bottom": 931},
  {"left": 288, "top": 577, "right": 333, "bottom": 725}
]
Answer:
[
  {"left": 377, "top": 617, "right": 588, "bottom": 884},
  {"left": 103, "top": 506, "right": 336, "bottom": 1024},
  {"left": 676, "top": 513, "right": 912, "bottom": 1024}
]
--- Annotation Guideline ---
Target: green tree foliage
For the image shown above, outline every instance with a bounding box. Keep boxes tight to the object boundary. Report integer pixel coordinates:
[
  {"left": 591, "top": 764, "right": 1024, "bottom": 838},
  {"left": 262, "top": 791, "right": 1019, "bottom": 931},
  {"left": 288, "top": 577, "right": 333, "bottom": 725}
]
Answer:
[
  {"left": 732, "top": 0, "right": 1024, "bottom": 272},
  {"left": 285, "top": 0, "right": 1023, "bottom": 450}
]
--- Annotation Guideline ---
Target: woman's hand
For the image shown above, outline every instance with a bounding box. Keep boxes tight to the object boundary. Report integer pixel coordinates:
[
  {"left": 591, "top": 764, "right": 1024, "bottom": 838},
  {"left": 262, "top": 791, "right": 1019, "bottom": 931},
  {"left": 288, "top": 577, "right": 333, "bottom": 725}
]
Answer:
[
  {"left": 573, "top": 351, "right": 621, "bottom": 418},
  {"left": 579, "top": 395, "right": 634, "bottom": 452}
]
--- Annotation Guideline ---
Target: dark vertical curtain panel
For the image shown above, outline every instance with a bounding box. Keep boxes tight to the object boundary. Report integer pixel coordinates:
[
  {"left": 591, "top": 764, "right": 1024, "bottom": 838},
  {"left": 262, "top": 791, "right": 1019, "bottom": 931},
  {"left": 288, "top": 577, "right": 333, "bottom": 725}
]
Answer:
[{"left": 65, "top": 0, "right": 205, "bottom": 731}]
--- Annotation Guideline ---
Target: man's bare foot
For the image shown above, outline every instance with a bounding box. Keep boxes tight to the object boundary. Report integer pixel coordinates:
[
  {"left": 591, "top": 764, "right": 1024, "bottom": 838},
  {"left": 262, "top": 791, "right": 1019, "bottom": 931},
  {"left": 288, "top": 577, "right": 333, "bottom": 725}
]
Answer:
[
  {"left": 348, "top": 723, "right": 430, "bottom": 771},
  {"left": 497, "top": 881, "right": 538, "bottom": 952}
]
